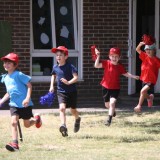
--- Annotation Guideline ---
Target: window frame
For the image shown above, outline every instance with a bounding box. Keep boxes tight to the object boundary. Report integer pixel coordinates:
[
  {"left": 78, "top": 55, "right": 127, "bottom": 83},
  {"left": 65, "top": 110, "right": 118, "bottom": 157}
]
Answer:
[{"left": 30, "top": 0, "right": 83, "bottom": 82}]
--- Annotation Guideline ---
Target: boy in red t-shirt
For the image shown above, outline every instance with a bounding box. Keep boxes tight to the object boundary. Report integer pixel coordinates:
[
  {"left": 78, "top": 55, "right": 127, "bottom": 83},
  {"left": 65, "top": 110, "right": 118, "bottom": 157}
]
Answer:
[
  {"left": 134, "top": 42, "right": 160, "bottom": 113},
  {"left": 94, "top": 47, "right": 139, "bottom": 126}
]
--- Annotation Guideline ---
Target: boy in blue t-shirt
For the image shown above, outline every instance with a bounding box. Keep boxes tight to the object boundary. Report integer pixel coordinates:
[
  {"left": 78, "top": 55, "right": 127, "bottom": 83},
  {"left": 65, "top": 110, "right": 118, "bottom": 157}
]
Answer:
[
  {"left": 0, "top": 53, "right": 42, "bottom": 152},
  {"left": 49, "top": 46, "right": 81, "bottom": 137}
]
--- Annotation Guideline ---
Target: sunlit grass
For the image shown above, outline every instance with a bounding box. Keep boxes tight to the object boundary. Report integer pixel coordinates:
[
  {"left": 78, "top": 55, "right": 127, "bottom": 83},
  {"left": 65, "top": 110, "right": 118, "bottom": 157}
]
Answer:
[{"left": 1, "top": 109, "right": 160, "bottom": 160}]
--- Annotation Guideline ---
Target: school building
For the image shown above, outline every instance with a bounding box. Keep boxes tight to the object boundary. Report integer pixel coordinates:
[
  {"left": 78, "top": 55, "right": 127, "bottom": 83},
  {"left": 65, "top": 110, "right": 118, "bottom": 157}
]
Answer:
[{"left": 0, "top": 0, "right": 159, "bottom": 108}]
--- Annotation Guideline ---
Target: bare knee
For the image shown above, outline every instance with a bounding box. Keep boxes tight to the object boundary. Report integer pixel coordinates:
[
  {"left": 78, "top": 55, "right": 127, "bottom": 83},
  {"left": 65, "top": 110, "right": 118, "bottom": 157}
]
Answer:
[
  {"left": 59, "top": 107, "right": 65, "bottom": 112},
  {"left": 110, "top": 101, "right": 115, "bottom": 106},
  {"left": 71, "top": 108, "right": 78, "bottom": 115},
  {"left": 109, "top": 98, "right": 116, "bottom": 107},
  {"left": 11, "top": 120, "right": 18, "bottom": 127},
  {"left": 23, "top": 120, "right": 31, "bottom": 128},
  {"left": 24, "top": 123, "right": 30, "bottom": 128},
  {"left": 140, "top": 89, "right": 147, "bottom": 96},
  {"left": 59, "top": 103, "right": 66, "bottom": 112}
]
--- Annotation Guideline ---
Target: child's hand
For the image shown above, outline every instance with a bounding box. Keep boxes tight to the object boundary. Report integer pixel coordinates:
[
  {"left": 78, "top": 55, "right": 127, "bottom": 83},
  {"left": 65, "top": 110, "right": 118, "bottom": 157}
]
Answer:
[
  {"left": 49, "top": 87, "right": 54, "bottom": 92},
  {"left": 22, "top": 99, "right": 29, "bottom": 107},
  {"left": 60, "top": 78, "right": 70, "bottom": 85},
  {"left": 135, "top": 76, "right": 140, "bottom": 80},
  {"left": 95, "top": 48, "right": 100, "bottom": 56},
  {"left": 139, "top": 42, "right": 145, "bottom": 46}
]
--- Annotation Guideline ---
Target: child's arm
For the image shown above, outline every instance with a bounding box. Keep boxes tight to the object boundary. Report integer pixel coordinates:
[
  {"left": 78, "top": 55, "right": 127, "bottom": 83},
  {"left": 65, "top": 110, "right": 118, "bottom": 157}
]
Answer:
[
  {"left": 49, "top": 74, "right": 56, "bottom": 92},
  {"left": 136, "top": 42, "right": 145, "bottom": 54},
  {"left": 123, "top": 72, "right": 139, "bottom": 80},
  {"left": 60, "top": 73, "right": 78, "bottom": 85},
  {"left": 22, "top": 82, "right": 32, "bottom": 107},
  {"left": 94, "top": 48, "right": 102, "bottom": 68},
  {"left": 0, "top": 93, "right": 10, "bottom": 106}
]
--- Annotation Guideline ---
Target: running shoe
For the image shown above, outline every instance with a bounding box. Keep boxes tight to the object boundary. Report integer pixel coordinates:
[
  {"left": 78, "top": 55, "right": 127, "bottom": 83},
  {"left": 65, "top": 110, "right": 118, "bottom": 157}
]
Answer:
[
  {"left": 6, "top": 142, "right": 19, "bottom": 152},
  {"left": 34, "top": 114, "right": 42, "bottom": 128},
  {"left": 59, "top": 125, "right": 68, "bottom": 137},
  {"left": 74, "top": 117, "right": 81, "bottom": 133}
]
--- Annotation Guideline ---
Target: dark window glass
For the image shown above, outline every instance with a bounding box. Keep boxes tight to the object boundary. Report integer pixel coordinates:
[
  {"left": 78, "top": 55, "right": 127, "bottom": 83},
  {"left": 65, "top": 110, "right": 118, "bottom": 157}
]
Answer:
[
  {"left": 32, "top": 0, "right": 52, "bottom": 49},
  {"left": 54, "top": 0, "right": 75, "bottom": 49},
  {"left": 32, "top": 57, "right": 53, "bottom": 76}
]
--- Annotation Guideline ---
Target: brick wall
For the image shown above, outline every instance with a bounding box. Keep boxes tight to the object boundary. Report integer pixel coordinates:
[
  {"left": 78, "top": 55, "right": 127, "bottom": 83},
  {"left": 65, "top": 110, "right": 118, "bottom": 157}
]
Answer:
[
  {"left": 0, "top": 0, "right": 30, "bottom": 73},
  {"left": 0, "top": 0, "right": 129, "bottom": 108}
]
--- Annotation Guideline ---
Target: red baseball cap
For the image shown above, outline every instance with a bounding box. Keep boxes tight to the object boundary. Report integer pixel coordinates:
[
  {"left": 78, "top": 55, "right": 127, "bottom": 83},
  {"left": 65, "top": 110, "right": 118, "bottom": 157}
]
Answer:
[
  {"left": 1, "top": 53, "right": 19, "bottom": 64},
  {"left": 109, "top": 47, "right": 121, "bottom": 56},
  {"left": 51, "top": 46, "right": 68, "bottom": 56}
]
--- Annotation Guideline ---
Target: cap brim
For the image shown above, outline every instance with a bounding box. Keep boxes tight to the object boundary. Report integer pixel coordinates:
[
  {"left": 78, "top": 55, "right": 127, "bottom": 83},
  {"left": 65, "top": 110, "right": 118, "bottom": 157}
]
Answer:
[
  {"left": 51, "top": 48, "right": 57, "bottom": 53},
  {"left": 1, "top": 57, "right": 18, "bottom": 63},
  {"left": 144, "top": 44, "right": 156, "bottom": 50},
  {"left": 51, "top": 48, "right": 68, "bottom": 55},
  {"left": 1, "top": 57, "right": 10, "bottom": 61}
]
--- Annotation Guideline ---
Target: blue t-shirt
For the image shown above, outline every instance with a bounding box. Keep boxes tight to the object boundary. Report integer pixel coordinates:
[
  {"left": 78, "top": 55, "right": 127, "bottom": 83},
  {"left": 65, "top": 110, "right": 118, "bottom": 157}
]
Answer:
[
  {"left": 51, "top": 62, "right": 78, "bottom": 93},
  {"left": 1, "top": 70, "right": 33, "bottom": 108}
]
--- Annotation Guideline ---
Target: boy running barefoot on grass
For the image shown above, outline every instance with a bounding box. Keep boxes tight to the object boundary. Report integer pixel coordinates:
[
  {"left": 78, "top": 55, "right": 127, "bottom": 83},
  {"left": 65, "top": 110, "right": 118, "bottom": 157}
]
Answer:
[
  {"left": 0, "top": 53, "right": 42, "bottom": 152},
  {"left": 134, "top": 39, "right": 160, "bottom": 113},
  {"left": 49, "top": 46, "right": 81, "bottom": 137},
  {"left": 94, "top": 47, "right": 139, "bottom": 126}
]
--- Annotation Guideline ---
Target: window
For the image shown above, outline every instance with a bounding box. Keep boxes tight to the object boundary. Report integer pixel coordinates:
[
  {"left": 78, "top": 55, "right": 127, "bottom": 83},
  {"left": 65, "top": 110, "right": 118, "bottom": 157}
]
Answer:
[{"left": 30, "top": 0, "right": 83, "bottom": 82}]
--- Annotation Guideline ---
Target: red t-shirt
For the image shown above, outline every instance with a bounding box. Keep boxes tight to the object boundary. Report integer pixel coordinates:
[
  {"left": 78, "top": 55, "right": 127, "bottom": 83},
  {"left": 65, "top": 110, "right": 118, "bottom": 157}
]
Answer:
[
  {"left": 100, "top": 60, "right": 127, "bottom": 89},
  {"left": 139, "top": 51, "right": 160, "bottom": 85}
]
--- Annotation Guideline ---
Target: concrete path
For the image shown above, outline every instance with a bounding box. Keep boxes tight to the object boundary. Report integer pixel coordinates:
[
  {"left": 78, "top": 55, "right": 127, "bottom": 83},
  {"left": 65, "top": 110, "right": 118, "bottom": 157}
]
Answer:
[
  {"left": 0, "top": 105, "right": 159, "bottom": 116},
  {"left": 0, "top": 107, "right": 132, "bottom": 116}
]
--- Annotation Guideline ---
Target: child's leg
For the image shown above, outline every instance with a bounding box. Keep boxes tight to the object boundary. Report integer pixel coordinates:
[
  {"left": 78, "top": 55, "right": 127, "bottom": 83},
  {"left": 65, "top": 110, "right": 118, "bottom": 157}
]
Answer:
[
  {"left": 134, "top": 84, "right": 150, "bottom": 112},
  {"left": 59, "top": 103, "right": 68, "bottom": 137},
  {"left": 23, "top": 119, "right": 34, "bottom": 128},
  {"left": 105, "top": 102, "right": 110, "bottom": 109},
  {"left": 109, "top": 97, "right": 116, "bottom": 116},
  {"left": 106, "top": 97, "right": 116, "bottom": 126},
  {"left": 70, "top": 108, "right": 79, "bottom": 119},
  {"left": 147, "top": 84, "right": 154, "bottom": 107},
  {"left": 5, "top": 115, "right": 19, "bottom": 151},
  {"left": 59, "top": 103, "right": 67, "bottom": 126},
  {"left": 23, "top": 116, "right": 41, "bottom": 128},
  {"left": 11, "top": 115, "right": 19, "bottom": 143},
  {"left": 70, "top": 108, "right": 81, "bottom": 133},
  {"left": 21, "top": 106, "right": 42, "bottom": 128}
]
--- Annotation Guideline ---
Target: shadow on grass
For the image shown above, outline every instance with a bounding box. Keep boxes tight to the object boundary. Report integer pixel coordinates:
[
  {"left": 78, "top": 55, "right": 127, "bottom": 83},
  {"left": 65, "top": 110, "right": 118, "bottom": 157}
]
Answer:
[
  {"left": 72, "top": 134, "right": 110, "bottom": 140},
  {"left": 71, "top": 133, "right": 156, "bottom": 143},
  {"left": 118, "top": 136, "right": 156, "bottom": 143}
]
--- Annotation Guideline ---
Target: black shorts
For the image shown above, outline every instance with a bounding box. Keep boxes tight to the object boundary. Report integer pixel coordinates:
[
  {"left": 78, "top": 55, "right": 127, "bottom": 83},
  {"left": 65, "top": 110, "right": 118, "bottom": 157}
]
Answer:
[
  {"left": 57, "top": 91, "right": 77, "bottom": 109},
  {"left": 10, "top": 106, "right": 33, "bottom": 120},
  {"left": 102, "top": 87, "right": 120, "bottom": 102},
  {"left": 143, "top": 82, "right": 154, "bottom": 94}
]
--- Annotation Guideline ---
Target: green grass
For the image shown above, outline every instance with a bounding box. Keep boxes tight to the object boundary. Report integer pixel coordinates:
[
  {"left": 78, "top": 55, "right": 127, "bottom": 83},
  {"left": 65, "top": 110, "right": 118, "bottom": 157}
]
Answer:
[{"left": 1, "top": 110, "right": 160, "bottom": 160}]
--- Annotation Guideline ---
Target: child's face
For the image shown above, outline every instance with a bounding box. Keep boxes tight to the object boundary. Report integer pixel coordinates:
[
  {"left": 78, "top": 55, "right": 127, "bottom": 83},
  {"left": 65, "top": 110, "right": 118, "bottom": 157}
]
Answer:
[
  {"left": 56, "top": 51, "right": 68, "bottom": 65},
  {"left": 3, "top": 60, "right": 17, "bottom": 73},
  {"left": 109, "top": 54, "right": 120, "bottom": 65},
  {"left": 145, "top": 49, "right": 155, "bottom": 57}
]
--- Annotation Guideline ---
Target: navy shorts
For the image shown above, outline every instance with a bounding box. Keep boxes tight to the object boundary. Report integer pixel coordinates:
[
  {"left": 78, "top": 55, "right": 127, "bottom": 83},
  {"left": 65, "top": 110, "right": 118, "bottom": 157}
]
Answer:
[
  {"left": 102, "top": 87, "right": 120, "bottom": 102},
  {"left": 10, "top": 106, "right": 33, "bottom": 120},
  {"left": 57, "top": 91, "right": 77, "bottom": 109},
  {"left": 143, "top": 82, "right": 154, "bottom": 94}
]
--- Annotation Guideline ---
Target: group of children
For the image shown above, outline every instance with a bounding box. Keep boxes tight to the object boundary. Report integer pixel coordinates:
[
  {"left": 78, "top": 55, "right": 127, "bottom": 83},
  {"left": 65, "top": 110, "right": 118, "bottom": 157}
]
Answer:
[{"left": 1, "top": 36, "right": 160, "bottom": 152}]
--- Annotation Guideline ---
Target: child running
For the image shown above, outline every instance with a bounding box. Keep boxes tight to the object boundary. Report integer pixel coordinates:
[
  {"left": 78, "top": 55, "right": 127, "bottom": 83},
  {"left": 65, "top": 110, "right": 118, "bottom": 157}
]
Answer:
[
  {"left": 94, "top": 47, "right": 139, "bottom": 126},
  {"left": 0, "top": 53, "right": 42, "bottom": 152},
  {"left": 134, "top": 40, "right": 160, "bottom": 113},
  {"left": 49, "top": 46, "right": 81, "bottom": 137}
]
